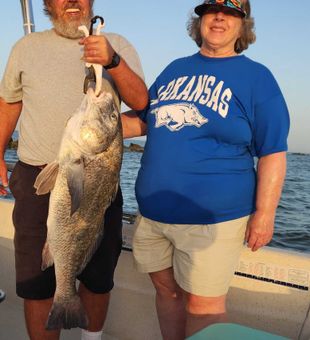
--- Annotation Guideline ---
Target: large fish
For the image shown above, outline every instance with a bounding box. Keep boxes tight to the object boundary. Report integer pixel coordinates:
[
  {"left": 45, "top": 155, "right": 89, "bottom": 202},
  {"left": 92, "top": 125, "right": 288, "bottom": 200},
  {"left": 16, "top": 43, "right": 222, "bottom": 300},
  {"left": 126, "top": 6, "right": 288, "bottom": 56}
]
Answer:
[{"left": 34, "top": 88, "right": 123, "bottom": 330}]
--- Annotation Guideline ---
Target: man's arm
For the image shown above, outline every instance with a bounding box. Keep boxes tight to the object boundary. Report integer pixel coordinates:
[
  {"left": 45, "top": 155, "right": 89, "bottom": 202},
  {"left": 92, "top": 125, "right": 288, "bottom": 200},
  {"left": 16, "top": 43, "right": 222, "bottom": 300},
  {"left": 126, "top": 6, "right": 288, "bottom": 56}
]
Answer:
[
  {"left": 80, "top": 35, "right": 148, "bottom": 111},
  {"left": 107, "top": 57, "right": 148, "bottom": 110},
  {"left": 122, "top": 110, "right": 147, "bottom": 139},
  {"left": 0, "top": 98, "right": 22, "bottom": 195},
  {"left": 245, "top": 151, "right": 287, "bottom": 251}
]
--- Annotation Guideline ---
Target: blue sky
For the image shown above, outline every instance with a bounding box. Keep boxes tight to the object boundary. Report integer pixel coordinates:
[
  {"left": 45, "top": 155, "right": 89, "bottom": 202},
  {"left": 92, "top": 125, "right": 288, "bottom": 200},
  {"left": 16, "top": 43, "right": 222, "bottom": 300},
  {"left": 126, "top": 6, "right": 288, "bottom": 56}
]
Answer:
[{"left": 1, "top": 1, "right": 309, "bottom": 153}]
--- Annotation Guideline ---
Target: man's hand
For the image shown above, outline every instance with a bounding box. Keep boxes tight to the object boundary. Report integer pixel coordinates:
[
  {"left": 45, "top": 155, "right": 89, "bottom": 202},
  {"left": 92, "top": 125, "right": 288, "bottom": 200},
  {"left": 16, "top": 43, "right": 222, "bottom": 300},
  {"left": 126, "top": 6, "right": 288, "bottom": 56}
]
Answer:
[
  {"left": 79, "top": 35, "right": 115, "bottom": 66},
  {"left": 79, "top": 36, "right": 148, "bottom": 111},
  {"left": 0, "top": 159, "right": 9, "bottom": 196}
]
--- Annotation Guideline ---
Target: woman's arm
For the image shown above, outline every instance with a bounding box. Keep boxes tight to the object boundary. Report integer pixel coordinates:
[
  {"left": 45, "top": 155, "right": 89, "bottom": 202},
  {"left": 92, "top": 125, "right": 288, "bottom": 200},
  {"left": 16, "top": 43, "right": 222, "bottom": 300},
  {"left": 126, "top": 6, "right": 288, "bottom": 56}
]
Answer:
[
  {"left": 245, "top": 151, "right": 287, "bottom": 251},
  {"left": 121, "top": 110, "right": 147, "bottom": 139}
]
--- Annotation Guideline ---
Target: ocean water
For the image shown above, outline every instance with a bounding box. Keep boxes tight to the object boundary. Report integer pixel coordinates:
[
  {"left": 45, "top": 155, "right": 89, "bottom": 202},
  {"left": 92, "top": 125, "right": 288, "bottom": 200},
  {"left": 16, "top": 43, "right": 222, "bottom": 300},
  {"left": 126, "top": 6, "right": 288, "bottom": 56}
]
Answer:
[{"left": 4, "top": 139, "right": 310, "bottom": 254}]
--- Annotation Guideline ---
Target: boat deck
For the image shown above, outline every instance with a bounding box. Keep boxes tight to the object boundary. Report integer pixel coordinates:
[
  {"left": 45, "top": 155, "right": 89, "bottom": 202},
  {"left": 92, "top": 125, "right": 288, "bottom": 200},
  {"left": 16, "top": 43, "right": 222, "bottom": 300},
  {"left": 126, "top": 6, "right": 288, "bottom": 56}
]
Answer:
[{"left": 1, "top": 198, "right": 310, "bottom": 339}]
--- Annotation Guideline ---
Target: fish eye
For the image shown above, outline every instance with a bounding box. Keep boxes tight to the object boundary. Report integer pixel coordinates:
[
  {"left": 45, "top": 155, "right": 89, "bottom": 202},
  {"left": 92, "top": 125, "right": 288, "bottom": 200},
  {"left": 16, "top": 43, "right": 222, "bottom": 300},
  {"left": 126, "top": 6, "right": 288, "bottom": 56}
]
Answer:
[{"left": 110, "top": 112, "right": 118, "bottom": 120}]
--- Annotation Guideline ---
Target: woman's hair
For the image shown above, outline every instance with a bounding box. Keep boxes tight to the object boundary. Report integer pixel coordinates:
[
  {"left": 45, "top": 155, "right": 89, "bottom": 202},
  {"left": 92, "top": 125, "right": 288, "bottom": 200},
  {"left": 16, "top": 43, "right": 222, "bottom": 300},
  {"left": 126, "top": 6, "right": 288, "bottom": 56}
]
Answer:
[
  {"left": 43, "top": 0, "right": 95, "bottom": 17},
  {"left": 187, "top": 0, "right": 256, "bottom": 53}
]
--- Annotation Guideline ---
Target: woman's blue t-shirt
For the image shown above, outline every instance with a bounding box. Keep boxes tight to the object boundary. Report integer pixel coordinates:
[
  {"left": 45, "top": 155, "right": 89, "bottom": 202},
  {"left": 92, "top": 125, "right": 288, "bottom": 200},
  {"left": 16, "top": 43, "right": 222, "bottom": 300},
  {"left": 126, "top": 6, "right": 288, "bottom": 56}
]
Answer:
[{"left": 135, "top": 53, "right": 290, "bottom": 224}]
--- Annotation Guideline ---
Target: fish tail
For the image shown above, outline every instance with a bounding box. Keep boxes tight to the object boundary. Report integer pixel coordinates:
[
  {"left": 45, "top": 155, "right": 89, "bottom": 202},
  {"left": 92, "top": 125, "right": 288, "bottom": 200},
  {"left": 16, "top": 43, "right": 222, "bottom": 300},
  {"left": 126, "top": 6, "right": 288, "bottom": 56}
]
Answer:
[{"left": 46, "top": 294, "right": 88, "bottom": 330}]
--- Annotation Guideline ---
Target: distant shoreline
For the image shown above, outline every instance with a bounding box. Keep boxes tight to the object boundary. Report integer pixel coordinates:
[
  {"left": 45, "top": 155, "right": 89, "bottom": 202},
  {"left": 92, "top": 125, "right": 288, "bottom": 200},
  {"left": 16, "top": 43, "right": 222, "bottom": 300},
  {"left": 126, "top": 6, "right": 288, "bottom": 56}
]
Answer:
[
  {"left": 123, "top": 142, "right": 144, "bottom": 153},
  {"left": 7, "top": 138, "right": 18, "bottom": 150},
  {"left": 7, "top": 139, "right": 145, "bottom": 153},
  {"left": 7, "top": 136, "right": 309, "bottom": 155}
]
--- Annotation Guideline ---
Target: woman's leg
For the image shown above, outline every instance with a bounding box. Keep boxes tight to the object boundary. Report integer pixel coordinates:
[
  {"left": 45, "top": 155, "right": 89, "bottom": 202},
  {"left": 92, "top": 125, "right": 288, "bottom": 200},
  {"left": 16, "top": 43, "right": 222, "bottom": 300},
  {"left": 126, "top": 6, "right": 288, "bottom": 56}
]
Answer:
[
  {"left": 185, "top": 293, "right": 227, "bottom": 337},
  {"left": 149, "top": 268, "right": 186, "bottom": 340}
]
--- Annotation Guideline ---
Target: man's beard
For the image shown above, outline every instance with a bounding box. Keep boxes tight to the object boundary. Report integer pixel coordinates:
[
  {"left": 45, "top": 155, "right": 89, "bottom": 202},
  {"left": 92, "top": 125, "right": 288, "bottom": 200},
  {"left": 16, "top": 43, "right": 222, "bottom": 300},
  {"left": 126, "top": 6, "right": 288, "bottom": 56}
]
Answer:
[
  {"left": 49, "top": 2, "right": 94, "bottom": 39},
  {"left": 52, "top": 15, "right": 92, "bottom": 39}
]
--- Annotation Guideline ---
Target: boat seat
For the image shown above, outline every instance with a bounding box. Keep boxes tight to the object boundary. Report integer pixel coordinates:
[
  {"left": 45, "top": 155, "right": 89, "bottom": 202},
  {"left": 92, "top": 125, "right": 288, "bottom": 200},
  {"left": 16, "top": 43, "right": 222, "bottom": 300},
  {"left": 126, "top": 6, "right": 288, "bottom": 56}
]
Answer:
[{"left": 187, "top": 323, "right": 289, "bottom": 339}]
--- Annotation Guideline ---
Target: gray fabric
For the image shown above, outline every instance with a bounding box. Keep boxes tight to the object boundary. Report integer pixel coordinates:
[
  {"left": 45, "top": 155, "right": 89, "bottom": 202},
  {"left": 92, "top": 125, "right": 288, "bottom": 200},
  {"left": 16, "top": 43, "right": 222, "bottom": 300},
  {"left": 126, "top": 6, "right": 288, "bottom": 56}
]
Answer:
[{"left": 0, "top": 29, "right": 144, "bottom": 165}]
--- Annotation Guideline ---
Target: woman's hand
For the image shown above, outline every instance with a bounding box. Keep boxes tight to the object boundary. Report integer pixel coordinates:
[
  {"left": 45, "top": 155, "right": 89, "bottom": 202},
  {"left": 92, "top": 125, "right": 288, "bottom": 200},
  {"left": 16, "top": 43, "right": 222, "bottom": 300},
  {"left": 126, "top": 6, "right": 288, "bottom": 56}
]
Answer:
[{"left": 245, "top": 211, "right": 275, "bottom": 251}]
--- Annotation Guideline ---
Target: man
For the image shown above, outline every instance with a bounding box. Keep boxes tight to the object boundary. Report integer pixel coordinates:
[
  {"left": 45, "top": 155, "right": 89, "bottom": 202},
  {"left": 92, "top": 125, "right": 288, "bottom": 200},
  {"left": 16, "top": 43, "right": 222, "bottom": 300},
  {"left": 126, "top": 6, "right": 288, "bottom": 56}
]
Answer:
[{"left": 0, "top": 0, "right": 148, "bottom": 339}]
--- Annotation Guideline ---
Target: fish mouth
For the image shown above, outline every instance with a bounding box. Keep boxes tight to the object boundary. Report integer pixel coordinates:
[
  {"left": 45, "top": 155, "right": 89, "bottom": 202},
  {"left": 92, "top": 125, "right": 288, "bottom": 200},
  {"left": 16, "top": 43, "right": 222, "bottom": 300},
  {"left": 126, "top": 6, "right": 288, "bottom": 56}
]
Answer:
[
  {"left": 87, "top": 88, "right": 101, "bottom": 101},
  {"left": 86, "top": 88, "right": 112, "bottom": 103}
]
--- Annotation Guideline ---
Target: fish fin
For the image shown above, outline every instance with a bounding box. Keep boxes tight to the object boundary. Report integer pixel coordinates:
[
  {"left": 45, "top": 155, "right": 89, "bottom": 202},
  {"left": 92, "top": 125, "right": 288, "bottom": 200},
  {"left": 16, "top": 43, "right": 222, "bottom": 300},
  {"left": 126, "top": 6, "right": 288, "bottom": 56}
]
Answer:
[
  {"left": 46, "top": 294, "right": 88, "bottom": 330},
  {"left": 67, "top": 160, "right": 84, "bottom": 216},
  {"left": 34, "top": 161, "right": 59, "bottom": 195},
  {"left": 41, "top": 242, "right": 54, "bottom": 270},
  {"left": 111, "top": 181, "right": 119, "bottom": 202}
]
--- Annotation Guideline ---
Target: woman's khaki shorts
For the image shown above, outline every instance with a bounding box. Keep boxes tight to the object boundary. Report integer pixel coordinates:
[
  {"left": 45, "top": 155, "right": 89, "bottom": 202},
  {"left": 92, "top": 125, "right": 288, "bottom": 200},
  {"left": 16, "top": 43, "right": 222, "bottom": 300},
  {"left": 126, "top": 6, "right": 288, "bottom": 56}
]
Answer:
[{"left": 133, "top": 214, "right": 249, "bottom": 297}]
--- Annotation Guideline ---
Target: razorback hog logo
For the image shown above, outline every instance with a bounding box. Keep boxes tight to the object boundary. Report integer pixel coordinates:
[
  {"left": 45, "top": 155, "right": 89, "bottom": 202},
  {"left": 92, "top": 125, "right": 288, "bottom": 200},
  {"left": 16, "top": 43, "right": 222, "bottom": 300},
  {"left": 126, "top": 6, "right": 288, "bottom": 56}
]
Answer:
[{"left": 151, "top": 103, "right": 208, "bottom": 132}]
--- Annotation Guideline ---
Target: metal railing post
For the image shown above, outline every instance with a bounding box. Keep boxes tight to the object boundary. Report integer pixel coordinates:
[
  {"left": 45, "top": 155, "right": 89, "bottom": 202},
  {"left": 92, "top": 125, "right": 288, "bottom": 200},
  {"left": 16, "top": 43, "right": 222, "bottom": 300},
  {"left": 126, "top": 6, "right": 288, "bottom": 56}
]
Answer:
[{"left": 20, "top": 0, "right": 35, "bottom": 35}]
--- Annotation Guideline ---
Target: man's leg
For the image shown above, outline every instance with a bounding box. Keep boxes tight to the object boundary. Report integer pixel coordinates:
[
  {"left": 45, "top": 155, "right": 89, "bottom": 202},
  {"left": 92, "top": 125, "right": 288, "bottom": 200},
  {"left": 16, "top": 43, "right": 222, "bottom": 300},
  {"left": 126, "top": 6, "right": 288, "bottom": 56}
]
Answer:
[
  {"left": 10, "top": 162, "right": 57, "bottom": 340},
  {"left": 185, "top": 293, "right": 227, "bottom": 337},
  {"left": 24, "top": 298, "right": 60, "bottom": 340},
  {"left": 78, "top": 283, "right": 110, "bottom": 331},
  {"left": 149, "top": 268, "right": 186, "bottom": 340},
  {"left": 77, "top": 187, "right": 123, "bottom": 339}
]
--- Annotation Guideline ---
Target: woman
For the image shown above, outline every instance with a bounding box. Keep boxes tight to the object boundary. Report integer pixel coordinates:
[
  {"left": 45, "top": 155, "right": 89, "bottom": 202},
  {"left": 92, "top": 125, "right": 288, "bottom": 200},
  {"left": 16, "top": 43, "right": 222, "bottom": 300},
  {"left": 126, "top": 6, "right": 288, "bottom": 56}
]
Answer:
[{"left": 122, "top": 0, "right": 290, "bottom": 338}]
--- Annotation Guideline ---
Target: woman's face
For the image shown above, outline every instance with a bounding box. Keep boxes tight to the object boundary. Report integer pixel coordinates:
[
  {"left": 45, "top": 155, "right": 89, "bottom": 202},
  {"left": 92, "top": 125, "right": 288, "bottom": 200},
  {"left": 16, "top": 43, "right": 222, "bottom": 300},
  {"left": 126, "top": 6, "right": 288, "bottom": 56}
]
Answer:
[{"left": 200, "top": 7, "right": 243, "bottom": 57}]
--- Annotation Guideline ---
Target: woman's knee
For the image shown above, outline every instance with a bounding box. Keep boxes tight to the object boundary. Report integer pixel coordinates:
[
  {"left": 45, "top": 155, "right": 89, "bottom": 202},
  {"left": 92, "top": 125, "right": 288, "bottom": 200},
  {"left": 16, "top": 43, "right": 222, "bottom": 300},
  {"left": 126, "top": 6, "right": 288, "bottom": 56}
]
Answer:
[
  {"left": 149, "top": 269, "right": 183, "bottom": 299},
  {"left": 186, "top": 294, "right": 226, "bottom": 315}
]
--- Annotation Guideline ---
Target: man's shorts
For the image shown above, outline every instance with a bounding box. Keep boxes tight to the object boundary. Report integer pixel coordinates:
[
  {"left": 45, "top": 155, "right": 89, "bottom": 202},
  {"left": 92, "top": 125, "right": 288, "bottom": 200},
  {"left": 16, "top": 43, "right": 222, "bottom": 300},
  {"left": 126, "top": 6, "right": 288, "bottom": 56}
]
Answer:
[
  {"left": 9, "top": 161, "right": 123, "bottom": 299},
  {"left": 133, "top": 214, "right": 249, "bottom": 297}
]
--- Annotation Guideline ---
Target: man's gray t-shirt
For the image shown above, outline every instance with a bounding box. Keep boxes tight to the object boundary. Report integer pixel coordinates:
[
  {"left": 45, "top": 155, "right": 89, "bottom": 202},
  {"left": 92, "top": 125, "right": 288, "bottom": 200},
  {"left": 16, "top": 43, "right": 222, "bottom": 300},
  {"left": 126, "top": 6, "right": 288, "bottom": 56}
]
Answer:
[{"left": 0, "top": 29, "right": 144, "bottom": 165}]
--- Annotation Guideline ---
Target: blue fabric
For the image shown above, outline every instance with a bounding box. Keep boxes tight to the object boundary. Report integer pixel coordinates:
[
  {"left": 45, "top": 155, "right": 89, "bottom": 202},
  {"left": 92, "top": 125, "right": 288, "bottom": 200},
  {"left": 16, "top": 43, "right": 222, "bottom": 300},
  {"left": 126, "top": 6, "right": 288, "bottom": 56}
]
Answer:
[
  {"left": 187, "top": 323, "right": 289, "bottom": 340},
  {"left": 136, "top": 53, "right": 290, "bottom": 224}
]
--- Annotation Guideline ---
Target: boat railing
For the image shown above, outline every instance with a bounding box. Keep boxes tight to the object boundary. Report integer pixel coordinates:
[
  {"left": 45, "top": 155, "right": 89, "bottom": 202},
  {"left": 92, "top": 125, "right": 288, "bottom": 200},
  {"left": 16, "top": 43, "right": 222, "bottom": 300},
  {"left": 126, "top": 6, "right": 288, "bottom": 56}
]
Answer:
[{"left": 6, "top": 162, "right": 15, "bottom": 172}]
